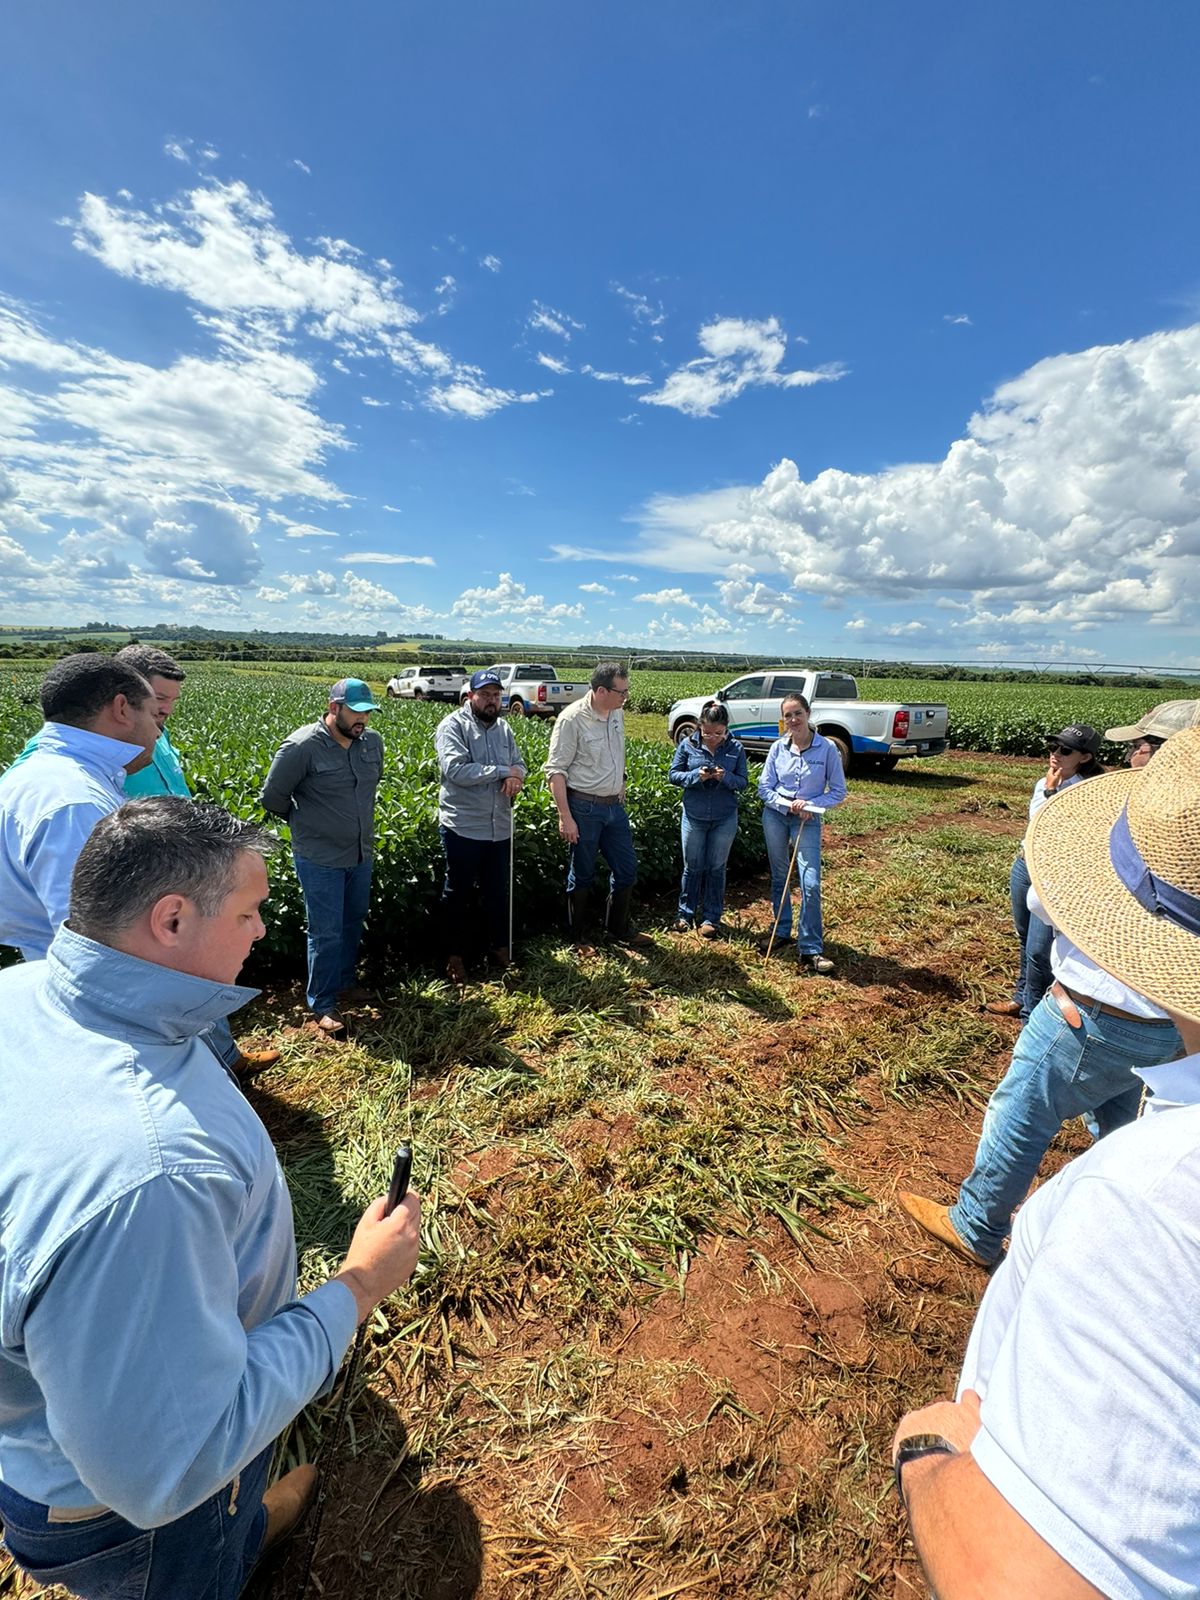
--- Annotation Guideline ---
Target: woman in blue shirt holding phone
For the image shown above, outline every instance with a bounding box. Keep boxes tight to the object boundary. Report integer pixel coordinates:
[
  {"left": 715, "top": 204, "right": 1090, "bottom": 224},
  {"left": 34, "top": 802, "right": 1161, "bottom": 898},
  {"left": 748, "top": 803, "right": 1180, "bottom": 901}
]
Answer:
[
  {"left": 758, "top": 692, "right": 847, "bottom": 972},
  {"left": 668, "top": 701, "right": 749, "bottom": 936}
]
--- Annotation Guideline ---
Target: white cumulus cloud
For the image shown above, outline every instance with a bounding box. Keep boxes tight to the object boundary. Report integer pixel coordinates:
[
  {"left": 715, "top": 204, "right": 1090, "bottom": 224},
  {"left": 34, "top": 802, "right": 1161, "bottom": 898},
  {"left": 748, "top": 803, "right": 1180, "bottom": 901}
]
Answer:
[
  {"left": 632, "top": 586, "right": 699, "bottom": 609},
  {"left": 452, "top": 571, "right": 584, "bottom": 624},
  {"left": 659, "top": 323, "right": 1200, "bottom": 643},
  {"left": 640, "top": 316, "right": 845, "bottom": 418}
]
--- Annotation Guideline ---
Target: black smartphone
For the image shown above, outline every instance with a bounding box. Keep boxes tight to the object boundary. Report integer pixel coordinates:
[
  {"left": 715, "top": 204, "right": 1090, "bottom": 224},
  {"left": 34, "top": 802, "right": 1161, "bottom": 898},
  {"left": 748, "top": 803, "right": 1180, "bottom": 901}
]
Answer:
[{"left": 385, "top": 1145, "right": 413, "bottom": 1216}]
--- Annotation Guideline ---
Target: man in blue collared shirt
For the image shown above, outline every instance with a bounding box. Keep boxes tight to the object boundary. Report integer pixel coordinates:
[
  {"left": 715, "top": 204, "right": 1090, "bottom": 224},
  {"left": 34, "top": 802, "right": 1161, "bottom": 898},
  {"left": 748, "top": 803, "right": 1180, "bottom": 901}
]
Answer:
[
  {"left": 0, "top": 797, "right": 421, "bottom": 1599},
  {"left": 5, "top": 648, "right": 278, "bottom": 1079},
  {"left": 435, "top": 668, "right": 526, "bottom": 982},
  {"left": 0, "top": 653, "right": 160, "bottom": 960}
]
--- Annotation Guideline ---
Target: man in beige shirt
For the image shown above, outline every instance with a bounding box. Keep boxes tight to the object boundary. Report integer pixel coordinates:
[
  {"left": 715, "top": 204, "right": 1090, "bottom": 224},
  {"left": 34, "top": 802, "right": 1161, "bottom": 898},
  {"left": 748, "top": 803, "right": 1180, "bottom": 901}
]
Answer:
[{"left": 545, "top": 662, "right": 651, "bottom": 950}]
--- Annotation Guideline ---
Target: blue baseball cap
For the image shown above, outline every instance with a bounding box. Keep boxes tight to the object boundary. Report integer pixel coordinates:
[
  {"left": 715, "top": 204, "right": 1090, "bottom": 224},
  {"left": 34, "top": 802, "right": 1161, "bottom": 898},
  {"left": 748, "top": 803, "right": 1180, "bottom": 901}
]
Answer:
[
  {"left": 330, "top": 677, "right": 381, "bottom": 712},
  {"left": 470, "top": 668, "right": 503, "bottom": 691}
]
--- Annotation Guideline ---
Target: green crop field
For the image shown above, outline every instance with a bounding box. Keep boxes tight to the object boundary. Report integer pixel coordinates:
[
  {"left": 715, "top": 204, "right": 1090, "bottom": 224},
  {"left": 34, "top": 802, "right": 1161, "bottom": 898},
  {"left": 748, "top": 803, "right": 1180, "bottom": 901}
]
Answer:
[{"left": 0, "top": 659, "right": 1162, "bottom": 1599}]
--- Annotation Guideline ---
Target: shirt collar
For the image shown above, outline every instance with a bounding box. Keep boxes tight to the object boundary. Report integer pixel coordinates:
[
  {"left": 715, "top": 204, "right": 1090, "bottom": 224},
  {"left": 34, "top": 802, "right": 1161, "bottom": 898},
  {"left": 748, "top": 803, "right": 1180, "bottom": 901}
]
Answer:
[
  {"left": 46, "top": 927, "right": 261, "bottom": 1044},
  {"left": 39, "top": 721, "right": 148, "bottom": 780},
  {"left": 1135, "top": 1050, "right": 1200, "bottom": 1106}
]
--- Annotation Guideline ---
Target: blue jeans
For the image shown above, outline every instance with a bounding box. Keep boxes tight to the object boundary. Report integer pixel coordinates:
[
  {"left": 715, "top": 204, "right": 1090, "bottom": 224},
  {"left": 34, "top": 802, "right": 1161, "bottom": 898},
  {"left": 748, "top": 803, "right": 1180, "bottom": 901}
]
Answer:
[
  {"left": 0, "top": 1446, "right": 270, "bottom": 1600},
  {"left": 1010, "top": 853, "right": 1053, "bottom": 1019},
  {"left": 678, "top": 811, "right": 739, "bottom": 926},
  {"left": 440, "top": 826, "right": 510, "bottom": 954},
  {"left": 762, "top": 808, "right": 824, "bottom": 953},
  {"left": 566, "top": 797, "right": 637, "bottom": 895},
  {"left": 293, "top": 853, "right": 373, "bottom": 1015},
  {"left": 950, "top": 989, "right": 1182, "bottom": 1262}
]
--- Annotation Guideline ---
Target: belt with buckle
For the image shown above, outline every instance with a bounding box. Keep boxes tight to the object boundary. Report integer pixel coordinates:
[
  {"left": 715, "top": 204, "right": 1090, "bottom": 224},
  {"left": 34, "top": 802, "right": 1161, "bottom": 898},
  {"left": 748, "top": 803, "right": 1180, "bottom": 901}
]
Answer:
[
  {"left": 1051, "top": 980, "right": 1174, "bottom": 1028},
  {"left": 567, "top": 788, "right": 622, "bottom": 806}
]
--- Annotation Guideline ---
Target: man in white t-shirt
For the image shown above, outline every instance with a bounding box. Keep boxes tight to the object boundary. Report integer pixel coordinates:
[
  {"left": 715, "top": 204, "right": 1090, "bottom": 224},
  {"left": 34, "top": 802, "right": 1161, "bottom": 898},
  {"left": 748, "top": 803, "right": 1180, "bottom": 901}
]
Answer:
[{"left": 891, "top": 727, "right": 1200, "bottom": 1599}]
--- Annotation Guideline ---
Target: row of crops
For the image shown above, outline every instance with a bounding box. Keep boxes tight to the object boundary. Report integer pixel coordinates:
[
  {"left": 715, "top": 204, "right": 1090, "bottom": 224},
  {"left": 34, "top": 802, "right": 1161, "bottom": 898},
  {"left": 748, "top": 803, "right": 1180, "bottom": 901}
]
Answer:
[
  {"left": 194, "top": 663, "right": 1179, "bottom": 760},
  {"left": 0, "top": 664, "right": 1178, "bottom": 974}
]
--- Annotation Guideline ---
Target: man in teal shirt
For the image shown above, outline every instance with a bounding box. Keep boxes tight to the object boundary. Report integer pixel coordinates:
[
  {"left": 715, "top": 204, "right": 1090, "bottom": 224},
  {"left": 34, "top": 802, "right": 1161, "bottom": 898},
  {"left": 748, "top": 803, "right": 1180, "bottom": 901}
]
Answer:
[{"left": 115, "top": 645, "right": 191, "bottom": 799}]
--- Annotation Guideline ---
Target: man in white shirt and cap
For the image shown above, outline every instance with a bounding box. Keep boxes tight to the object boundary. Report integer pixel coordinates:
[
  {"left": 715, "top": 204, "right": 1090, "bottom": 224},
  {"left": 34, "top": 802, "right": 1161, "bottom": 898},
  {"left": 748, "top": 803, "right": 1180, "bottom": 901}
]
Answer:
[{"left": 892, "top": 727, "right": 1200, "bottom": 1598}]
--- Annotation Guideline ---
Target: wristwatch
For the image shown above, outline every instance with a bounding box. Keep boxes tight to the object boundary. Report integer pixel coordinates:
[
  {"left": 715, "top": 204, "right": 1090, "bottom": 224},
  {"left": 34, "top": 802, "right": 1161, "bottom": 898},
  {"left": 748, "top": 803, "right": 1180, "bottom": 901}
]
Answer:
[{"left": 893, "top": 1434, "right": 958, "bottom": 1506}]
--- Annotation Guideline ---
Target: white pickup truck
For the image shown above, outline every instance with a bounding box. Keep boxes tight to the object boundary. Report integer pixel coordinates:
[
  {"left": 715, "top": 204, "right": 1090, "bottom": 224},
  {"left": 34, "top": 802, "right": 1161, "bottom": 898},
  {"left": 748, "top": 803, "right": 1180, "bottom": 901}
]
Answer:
[
  {"left": 461, "top": 663, "right": 590, "bottom": 719},
  {"left": 667, "top": 668, "right": 949, "bottom": 772},
  {"left": 385, "top": 665, "right": 468, "bottom": 702}
]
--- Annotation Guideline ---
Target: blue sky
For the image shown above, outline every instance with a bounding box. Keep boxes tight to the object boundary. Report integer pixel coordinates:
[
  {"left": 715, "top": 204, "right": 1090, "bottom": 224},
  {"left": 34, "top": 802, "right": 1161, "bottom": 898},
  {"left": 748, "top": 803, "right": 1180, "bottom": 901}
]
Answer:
[{"left": 1, "top": 1, "right": 1198, "bottom": 666}]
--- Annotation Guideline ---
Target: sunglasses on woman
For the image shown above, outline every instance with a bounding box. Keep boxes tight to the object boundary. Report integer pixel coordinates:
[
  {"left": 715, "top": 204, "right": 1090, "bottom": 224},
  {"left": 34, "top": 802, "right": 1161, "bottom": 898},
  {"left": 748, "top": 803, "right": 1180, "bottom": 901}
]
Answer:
[{"left": 1046, "top": 740, "right": 1082, "bottom": 755}]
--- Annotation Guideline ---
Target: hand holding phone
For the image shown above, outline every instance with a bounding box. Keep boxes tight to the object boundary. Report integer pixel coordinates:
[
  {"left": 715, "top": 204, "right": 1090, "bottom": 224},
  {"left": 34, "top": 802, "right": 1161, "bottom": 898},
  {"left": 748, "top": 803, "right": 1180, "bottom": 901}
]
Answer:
[{"left": 337, "top": 1144, "right": 420, "bottom": 1320}]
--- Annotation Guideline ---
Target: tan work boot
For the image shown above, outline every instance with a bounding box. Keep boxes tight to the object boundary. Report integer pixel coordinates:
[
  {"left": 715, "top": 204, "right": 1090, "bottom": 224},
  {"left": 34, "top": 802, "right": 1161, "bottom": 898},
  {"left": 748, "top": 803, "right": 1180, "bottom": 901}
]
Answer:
[
  {"left": 313, "top": 1010, "right": 346, "bottom": 1037},
  {"left": 985, "top": 999, "right": 1021, "bottom": 1016},
  {"left": 232, "top": 1049, "right": 281, "bottom": 1080},
  {"left": 259, "top": 1463, "right": 318, "bottom": 1558},
  {"left": 897, "top": 1191, "right": 989, "bottom": 1268}
]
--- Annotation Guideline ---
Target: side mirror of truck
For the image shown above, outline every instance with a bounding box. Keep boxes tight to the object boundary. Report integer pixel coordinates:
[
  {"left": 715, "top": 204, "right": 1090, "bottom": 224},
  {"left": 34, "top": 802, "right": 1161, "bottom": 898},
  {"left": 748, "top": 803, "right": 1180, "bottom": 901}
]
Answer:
[{"left": 715, "top": 689, "right": 727, "bottom": 703}]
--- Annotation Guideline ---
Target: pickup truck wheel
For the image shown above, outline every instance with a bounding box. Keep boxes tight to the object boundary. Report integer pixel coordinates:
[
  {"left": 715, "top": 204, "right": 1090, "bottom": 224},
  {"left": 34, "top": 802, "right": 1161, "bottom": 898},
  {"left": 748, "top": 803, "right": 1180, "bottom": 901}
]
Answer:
[
  {"left": 507, "top": 699, "right": 526, "bottom": 718},
  {"left": 413, "top": 689, "right": 425, "bottom": 700},
  {"left": 386, "top": 686, "right": 399, "bottom": 698},
  {"left": 672, "top": 719, "right": 698, "bottom": 746},
  {"left": 825, "top": 733, "right": 852, "bottom": 771}
]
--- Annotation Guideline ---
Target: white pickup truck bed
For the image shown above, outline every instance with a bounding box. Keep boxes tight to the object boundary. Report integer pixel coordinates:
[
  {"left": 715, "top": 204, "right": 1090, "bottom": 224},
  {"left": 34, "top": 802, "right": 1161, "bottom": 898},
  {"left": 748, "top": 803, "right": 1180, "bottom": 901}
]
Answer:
[{"left": 667, "top": 668, "right": 949, "bottom": 771}]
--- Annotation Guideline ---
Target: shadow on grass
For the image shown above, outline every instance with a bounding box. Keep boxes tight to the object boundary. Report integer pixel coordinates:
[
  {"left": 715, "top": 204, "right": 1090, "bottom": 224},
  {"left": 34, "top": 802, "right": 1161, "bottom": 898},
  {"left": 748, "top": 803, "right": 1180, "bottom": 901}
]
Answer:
[
  {"left": 262, "top": 1386, "right": 483, "bottom": 1600},
  {"left": 639, "top": 934, "right": 793, "bottom": 1019},
  {"left": 865, "top": 769, "right": 978, "bottom": 792},
  {"left": 245, "top": 1080, "right": 362, "bottom": 1260},
  {"left": 835, "top": 947, "right": 967, "bottom": 1001}
]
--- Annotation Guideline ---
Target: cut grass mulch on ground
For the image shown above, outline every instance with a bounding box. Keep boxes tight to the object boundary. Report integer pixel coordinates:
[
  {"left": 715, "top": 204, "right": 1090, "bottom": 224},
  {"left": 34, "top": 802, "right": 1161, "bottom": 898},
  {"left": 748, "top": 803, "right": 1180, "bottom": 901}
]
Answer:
[{"left": 4, "top": 751, "right": 1067, "bottom": 1600}]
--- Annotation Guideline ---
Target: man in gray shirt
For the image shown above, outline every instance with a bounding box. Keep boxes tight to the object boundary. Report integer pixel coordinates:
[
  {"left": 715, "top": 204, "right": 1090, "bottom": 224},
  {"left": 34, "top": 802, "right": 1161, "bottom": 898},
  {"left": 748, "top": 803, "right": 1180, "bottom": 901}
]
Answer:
[
  {"left": 435, "top": 668, "right": 526, "bottom": 983},
  {"left": 260, "top": 678, "right": 383, "bottom": 1035}
]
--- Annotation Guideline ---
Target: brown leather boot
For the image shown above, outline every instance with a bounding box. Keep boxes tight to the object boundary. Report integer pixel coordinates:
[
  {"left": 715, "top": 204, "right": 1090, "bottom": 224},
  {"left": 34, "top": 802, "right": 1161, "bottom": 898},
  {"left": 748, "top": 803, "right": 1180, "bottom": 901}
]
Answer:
[
  {"left": 232, "top": 1049, "right": 281, "bottom": 1080},
  {"left": 258, "top": 1464, "right": 318, "bottom": 1558}
]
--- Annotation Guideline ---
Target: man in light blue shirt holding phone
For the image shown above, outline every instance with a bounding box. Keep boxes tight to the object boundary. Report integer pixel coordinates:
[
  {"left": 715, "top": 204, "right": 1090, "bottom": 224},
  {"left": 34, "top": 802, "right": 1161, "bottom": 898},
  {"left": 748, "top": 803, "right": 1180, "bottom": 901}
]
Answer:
[{"left": 0, "top": 798, "right": 421, "bottom": 1599}]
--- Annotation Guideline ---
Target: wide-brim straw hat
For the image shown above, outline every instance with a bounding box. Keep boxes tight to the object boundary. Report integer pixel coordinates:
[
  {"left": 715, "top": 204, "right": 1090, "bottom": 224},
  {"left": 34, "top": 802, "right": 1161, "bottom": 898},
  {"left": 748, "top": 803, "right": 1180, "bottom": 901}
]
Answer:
[{"left": 1026, "top": 727, "right": 1200, "bottom": 1022}]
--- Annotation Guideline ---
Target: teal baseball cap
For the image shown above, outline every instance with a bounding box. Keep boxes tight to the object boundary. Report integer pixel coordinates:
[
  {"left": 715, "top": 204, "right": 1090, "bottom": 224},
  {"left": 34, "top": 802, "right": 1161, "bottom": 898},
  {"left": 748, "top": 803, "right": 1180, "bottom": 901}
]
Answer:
[{"left": 330, "top": 677, "right": 381, "bottom": 712}]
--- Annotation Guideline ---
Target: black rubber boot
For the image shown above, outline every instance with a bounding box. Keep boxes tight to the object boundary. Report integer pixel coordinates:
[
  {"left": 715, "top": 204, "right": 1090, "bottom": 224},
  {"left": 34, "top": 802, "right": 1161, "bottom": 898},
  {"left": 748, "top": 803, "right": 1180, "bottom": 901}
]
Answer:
[
  {"left": 567, "top": 889, "right": 594, "bottom": 949},
  {"left": 606, "top": 886, "right": 653, "bottom": 948}
]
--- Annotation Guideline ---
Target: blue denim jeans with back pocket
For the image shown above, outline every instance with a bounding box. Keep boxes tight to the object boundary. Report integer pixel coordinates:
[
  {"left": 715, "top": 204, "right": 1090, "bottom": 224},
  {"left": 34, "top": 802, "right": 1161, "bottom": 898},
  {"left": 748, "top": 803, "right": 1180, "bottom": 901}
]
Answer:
[
  {"left": 0, "top": 1445, "right": 271, "bottom": 1600},
  {"left": 949, "top": 988, "right": 1182, "bottom": 1262}
]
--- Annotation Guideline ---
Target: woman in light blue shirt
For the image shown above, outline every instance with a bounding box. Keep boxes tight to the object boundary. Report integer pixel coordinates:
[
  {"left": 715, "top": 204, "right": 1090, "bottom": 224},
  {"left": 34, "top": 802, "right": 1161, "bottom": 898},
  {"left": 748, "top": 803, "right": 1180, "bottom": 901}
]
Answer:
[{"left": 757, "top": 692, "right": 847, "bottom": 973}]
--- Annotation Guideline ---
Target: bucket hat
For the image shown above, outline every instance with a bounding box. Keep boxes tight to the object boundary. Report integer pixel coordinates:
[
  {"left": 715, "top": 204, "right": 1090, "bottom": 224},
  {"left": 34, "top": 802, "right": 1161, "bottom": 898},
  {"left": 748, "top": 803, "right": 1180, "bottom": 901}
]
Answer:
[{"left": 1105, "top": 700, "right": 1200, "bottom": 743}]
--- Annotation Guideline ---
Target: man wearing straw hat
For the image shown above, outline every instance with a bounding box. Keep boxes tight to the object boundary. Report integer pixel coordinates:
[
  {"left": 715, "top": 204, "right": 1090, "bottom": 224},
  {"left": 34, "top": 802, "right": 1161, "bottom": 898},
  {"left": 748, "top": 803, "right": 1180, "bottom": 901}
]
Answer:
[
  {"left": 898, "top": 746, "right": 1186, "bottom": 1269},
  {"left": 892, "top": 728, "right": 1200, "bottom": 1597}
]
